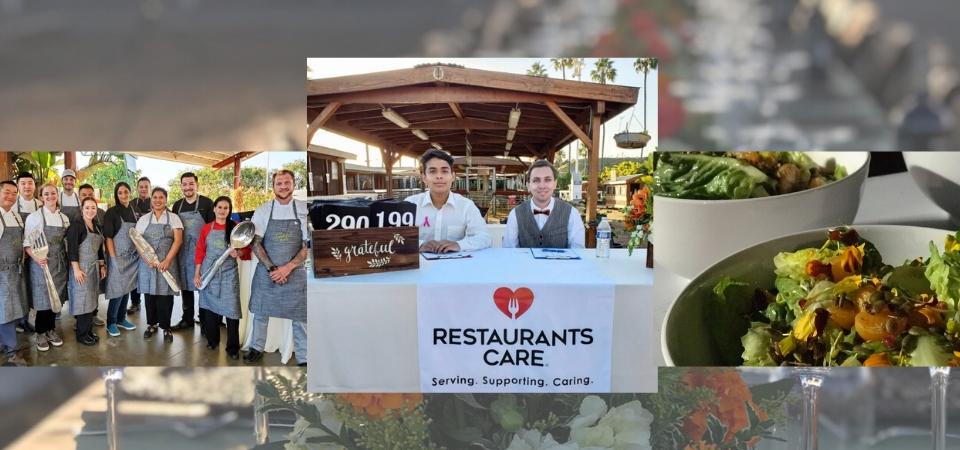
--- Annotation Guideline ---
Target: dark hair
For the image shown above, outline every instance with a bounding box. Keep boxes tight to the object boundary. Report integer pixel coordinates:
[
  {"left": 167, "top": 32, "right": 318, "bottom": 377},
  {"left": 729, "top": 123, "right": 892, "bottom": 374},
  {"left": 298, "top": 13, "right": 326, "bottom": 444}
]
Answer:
[
  {"left": 180, "top": 172, "right": 198, "bottom": 183},
  {"left": 271, "top": 169, "right": 296, "bottom": 184},
  {"left": 0, "top": 180, "right": 17, "bottom": 190},
  {"left": 80, "top": 197, "right": 98, "bottom": 208},
  {"left": 212, "top": 196, "right": 235, "bottom": 246},
  {"left": 78, "top": 183, "right": 94, "bottom": 192},
  {"left": 526, "top": 159, "right": 559, "bottom": 180},
  {"left": 419, "top": 149, "right": 454, "bottom": 172},
  {"left": 113, "top": 182, "right": 131, "bottom": 205},
  {"left": 151, "top": 187, "right": 168, "bottom": 198},
  {"left": 15, "top": 172, "right": 35, "bottom": 183},
  {"left": 137, "top": 177, "right": 150, "bottom": 184}
]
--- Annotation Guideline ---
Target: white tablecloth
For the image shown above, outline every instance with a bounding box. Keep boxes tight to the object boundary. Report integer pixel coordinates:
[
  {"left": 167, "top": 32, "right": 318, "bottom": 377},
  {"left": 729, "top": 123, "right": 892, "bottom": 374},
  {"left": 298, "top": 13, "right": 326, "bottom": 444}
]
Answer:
[
  {"left": 308, "top": 248, "right": 655, "bottom": 393},
  {"left": 653, "top": 172, "right": 958, "bottom": 365}
]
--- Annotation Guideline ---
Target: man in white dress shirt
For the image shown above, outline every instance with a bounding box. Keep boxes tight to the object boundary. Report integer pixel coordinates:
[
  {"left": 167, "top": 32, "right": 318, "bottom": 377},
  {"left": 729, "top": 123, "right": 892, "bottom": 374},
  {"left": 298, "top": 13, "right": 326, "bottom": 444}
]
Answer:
[
  {"left": 503, "top": 159, "right": 585, "bottom": 249},
  {"left": 405, "top": 149, "right": 491, "bottom": 253}
]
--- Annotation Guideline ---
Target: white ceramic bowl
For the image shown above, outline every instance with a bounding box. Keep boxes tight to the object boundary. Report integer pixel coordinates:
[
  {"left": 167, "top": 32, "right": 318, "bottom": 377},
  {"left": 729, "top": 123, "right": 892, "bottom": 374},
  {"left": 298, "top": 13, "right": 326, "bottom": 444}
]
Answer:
[
  {"left": 903, "top": 151, "right": 960, "bottom": 220},
  {"left": 662, "top": 225, "right": 953, "bottom": 366},
  {"left": 652, "top": 151, "right": 870, "bottom": 279}
]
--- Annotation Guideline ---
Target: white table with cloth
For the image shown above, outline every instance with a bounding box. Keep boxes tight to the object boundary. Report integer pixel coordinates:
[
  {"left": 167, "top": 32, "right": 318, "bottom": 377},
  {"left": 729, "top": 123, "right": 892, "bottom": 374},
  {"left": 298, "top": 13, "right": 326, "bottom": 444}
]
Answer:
[
  {"left": 308, "top": 247, "right": 655, "bottom": 393},
  {"left": 653, "top": 171, "right": 959, "bottom": 366}
]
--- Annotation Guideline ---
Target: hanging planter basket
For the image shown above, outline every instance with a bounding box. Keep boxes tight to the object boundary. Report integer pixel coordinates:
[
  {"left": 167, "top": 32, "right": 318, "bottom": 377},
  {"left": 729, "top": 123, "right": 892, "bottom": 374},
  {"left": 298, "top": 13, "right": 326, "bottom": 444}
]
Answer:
[{"left": 614, "top": 131, "right": 651, "bottom": 149}]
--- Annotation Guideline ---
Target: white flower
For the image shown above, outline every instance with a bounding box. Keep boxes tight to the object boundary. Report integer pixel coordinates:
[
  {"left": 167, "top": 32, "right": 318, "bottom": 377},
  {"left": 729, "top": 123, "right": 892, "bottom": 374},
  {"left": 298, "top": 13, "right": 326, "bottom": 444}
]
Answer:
[
  {"left": 284, "top": 398, "right": 344, "bottom": 450},
  {"left": 568, "top": 397, "right": 653, "bottom": 450},
  {"left": 507, "top": 429, "right": 580, "bottom": 450}
]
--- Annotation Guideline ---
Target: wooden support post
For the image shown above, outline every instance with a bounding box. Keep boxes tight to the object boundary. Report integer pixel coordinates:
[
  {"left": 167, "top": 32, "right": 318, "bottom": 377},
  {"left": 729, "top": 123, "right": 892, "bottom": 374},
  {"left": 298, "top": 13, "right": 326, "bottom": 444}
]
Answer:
[
  {"left": 307, "top": 102, "right": 341, "bottom": 144},
  {"left": 382, "top": 148, "right": 394, "bottom": 199},
  {"left": 233, "top": 156, "right": 241, "bottom": 190},
  {"left": 545, "top": 101, "right": 592, "bottom": 149},
  {"left": 0, "top": 152, "right": 10, "bottom": 181},
  {"left": 64, "top": 152, "right": 77, "bottom": 171},
  {"left": 586, "top": 104, "right": 602, "bottom": 247}
]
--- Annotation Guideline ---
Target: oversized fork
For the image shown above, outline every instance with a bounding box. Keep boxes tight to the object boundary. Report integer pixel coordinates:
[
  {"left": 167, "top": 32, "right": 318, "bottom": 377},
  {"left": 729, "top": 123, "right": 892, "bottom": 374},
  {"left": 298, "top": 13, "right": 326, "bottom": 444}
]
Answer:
[{"left": 29, "top": 230, "right": 62, "bottom": 313}]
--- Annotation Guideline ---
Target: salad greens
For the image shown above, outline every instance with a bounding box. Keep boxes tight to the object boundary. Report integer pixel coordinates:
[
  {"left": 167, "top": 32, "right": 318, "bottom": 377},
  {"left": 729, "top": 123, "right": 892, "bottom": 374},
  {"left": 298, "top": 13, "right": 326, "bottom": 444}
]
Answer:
[
  {"left": 653, "top": 152, "right": 846, "bottom": 200},
  {"left": 722, "top": 228, "right": 960, "bottom": 367}
]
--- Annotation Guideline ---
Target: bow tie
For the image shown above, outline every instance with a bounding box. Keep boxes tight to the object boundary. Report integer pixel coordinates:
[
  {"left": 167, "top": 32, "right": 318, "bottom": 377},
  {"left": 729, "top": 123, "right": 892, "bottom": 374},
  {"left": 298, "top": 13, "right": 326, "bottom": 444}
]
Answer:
[{"left": 534, "top": 209, "right": 550, "bottom": 215}]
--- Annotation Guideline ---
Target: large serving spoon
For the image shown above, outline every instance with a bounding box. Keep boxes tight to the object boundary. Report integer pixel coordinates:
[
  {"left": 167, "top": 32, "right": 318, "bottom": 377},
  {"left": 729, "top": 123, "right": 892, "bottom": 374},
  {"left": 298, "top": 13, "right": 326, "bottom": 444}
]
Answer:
[
  {"left": 128, "top": 227, "right": 181, "bottom": 293},
  {"left": 28, "top": 230, "right": 62, "bottom": 313},
  {"left": 199, "top": 221, "right": 256, "bottom": 290}
]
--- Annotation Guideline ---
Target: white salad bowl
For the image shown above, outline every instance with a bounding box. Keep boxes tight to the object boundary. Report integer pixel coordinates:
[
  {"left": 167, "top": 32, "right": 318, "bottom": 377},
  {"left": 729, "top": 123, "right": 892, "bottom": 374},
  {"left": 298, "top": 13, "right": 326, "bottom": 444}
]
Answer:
[
  {"left": 653, "top": 151, "right": 870, "bottom": 280},
  {"left": 662, "top": 225, "right": 953, "bottom": 366}
]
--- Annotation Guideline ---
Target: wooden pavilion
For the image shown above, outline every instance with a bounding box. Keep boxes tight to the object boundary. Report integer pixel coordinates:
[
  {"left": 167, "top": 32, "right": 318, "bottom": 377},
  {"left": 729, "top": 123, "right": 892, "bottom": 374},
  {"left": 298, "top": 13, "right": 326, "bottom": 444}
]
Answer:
[{"left": 306, "top": 64, "right": 639, "bottom": 226}]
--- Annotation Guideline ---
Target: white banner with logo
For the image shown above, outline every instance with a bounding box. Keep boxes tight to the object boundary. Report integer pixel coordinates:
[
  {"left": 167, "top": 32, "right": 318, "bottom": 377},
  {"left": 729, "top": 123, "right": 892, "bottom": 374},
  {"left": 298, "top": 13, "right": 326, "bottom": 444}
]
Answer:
[{"left": 417, "top": 282, "right": 615, "bottom": 393}]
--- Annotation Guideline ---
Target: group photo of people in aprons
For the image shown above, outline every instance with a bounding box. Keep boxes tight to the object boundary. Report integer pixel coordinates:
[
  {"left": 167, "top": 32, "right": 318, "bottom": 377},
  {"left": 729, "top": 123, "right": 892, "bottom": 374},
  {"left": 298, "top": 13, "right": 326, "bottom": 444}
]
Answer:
[{"left": 0, "top": 151, "right": 308, "bottom": 367}]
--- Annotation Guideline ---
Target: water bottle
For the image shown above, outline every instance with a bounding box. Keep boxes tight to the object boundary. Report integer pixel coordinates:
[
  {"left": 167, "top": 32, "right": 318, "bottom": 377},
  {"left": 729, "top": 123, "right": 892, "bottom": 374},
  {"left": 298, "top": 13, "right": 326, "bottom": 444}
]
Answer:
[{"left": 596, "top": 217, "right": 611, "bottom": 258}]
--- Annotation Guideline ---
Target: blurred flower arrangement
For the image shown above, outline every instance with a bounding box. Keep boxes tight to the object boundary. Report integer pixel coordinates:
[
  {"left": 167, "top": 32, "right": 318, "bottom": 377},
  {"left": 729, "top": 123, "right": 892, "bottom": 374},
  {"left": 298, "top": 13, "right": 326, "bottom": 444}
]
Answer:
[
  {"left": 623, "top": 157, "right": 655, "bottom": 256},
  {"left": 252, "top": 369, "right": 789, "bottom": 450}
]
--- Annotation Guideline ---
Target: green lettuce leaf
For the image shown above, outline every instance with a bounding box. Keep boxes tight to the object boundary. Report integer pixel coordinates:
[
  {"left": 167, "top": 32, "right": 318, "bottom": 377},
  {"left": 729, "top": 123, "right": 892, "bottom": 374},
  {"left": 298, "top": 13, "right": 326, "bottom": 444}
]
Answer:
[
  {"left": 926, "top": 240, "right": 960, "bottom": 307},
  {"left": 910, "top": 334, "right": 952, "bottom": 367},
  {"left": 741, "top": 323, "right": 777, "bottom": 366},
  {"left": 653, "top": 153, "right": 770, "bottom": 199}
]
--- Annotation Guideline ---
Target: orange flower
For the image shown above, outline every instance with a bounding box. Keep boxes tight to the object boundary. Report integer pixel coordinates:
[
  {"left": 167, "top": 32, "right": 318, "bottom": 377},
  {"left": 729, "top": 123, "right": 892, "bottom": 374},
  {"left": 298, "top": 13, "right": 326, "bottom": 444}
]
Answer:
[
  {"left": 681, "top": 369, "right": 768, "bottom": 445},
  {"left": 337, "top": 393, "right": 423, "bottom": 419}
]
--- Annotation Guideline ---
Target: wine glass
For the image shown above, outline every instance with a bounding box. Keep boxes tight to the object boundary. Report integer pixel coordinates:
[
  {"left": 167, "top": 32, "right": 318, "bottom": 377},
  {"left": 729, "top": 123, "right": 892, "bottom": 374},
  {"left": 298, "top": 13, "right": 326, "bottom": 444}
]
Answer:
[
  {"left": 796, "top": 367, "right": 829, "bottom": 450},
  {"left": 253, "top": 367, "right": 269, "bottom": 445},
  {"left": 101, "top": 368, "right": 124, "bottom": 450},
  {"left": 931, "top": 367, "right": 951, "bottom": 450}
]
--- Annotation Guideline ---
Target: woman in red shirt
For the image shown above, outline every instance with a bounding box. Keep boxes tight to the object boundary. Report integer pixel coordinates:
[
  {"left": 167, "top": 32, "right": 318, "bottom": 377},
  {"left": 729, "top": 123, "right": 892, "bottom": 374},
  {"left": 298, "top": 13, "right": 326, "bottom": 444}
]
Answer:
[{"left": 193, "top": 196, "right": 250, "bottom": 360}]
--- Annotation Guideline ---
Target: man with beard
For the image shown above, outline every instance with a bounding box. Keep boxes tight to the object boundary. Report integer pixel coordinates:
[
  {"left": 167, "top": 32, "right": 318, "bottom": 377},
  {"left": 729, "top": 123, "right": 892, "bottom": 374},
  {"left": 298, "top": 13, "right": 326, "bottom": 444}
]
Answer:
[
  {"left": 244, "top": 170, "right": 308, "bottom": 365},
  {"left": 170, "top": 173, "right": 214, "bottom": 332},
  {"left": 59, "top": 169, "right": 82, "bottom": 224}
]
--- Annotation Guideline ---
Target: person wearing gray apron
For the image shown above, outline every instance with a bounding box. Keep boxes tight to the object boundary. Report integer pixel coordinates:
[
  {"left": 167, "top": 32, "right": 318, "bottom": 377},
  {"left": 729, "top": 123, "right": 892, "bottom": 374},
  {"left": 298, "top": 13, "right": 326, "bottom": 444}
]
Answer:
[
  {"left": 0, "top": 181, "right": 28, "bottom": 366},
  {"left": 13, "top": 173, "right": 39, "bottom": 335},
  {"left": 103, "top": 182, "right": 139, "bottom": 338},
  {"left": 24, "top": 184, "right": 69, "bottom": 352},
  {"left": 172, "top": 174, "right": 213, "bottom": 331},
  {"left": 196, "top": 196, "right": 248, "bottom": 360},
  {"left": 59, "top": 190, "right": 82, "bottom": 225},
  {"left": 127, "top": 176, "right": 152, "bottom": 315},
  {"left": 67, "top": 198, "right": 106, "bottom": 346},
  {"left": 245, "top": 191, "right": 308, "bottom": 365},
  {"left": 136, "top": 188, "right": 183, "bottom": 344}
]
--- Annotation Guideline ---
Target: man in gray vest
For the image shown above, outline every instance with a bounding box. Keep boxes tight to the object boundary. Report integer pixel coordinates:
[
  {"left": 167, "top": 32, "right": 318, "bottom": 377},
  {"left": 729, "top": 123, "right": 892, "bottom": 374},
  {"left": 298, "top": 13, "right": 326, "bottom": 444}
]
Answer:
[{"left": 502, "top": 159, "right": 585, "bottom": 249}]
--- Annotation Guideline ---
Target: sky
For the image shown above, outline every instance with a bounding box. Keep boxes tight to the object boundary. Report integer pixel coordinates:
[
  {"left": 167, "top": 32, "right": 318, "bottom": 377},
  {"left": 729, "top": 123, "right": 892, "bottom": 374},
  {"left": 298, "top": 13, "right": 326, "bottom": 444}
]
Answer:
[
  {"left": 307, "top": 58, "right": 658, "bottom": 167},
  {"left": 70, "top": 151, "right": 304, "bottom": 187}
]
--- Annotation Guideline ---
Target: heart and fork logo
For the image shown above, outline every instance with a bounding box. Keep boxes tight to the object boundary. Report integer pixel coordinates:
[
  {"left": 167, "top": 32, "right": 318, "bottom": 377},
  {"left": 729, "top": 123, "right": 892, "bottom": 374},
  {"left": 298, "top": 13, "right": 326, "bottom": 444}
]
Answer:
[{"left": 493, "top": 287, "right": 534, "bottom": 320}]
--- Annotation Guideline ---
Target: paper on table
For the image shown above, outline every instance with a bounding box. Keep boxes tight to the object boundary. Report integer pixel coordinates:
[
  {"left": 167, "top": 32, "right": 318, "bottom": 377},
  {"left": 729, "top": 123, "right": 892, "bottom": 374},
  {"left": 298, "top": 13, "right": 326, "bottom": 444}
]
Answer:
[
  {"left": 530, "top": 248, "right": 581, "bottom": 260},
  {"left": 420, "top": 251, "right": 472, "bottom": 260}
]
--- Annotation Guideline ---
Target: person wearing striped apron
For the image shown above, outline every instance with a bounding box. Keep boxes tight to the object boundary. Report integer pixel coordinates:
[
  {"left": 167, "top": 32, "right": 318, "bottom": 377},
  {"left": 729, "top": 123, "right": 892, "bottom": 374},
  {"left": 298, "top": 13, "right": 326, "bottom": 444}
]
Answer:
[
  {"left": 171, "top": 172, "right": 214, "bottom": 332},
  {"left": 195, "top": 196, "right": 250, "bottom": 360},
  {"left": 24, "top": 183, "right": 69, "bottom": 352},
  {"left": 13, "top": 172, "right": 40, "bottom": 334},
  {"left": 244, "top": 170, "right": 308, "bottom": 365},
  {"left": 59, "top": 169, "right": 82, "bottom": 225},
  {"left": 136, "top": 187, "right": 183, "bottom": 344},
  {"left": 0, "top": 181, "right": 28, "bottom": 366},
  {"left": 127, "top": 176, "right": 152, "bottom": 315},
  {"left": 102, "top": 182, "right": 139, "bottom": 338},
  {"left": 67, "top": 197, "right": 106, "bottom": 346}
]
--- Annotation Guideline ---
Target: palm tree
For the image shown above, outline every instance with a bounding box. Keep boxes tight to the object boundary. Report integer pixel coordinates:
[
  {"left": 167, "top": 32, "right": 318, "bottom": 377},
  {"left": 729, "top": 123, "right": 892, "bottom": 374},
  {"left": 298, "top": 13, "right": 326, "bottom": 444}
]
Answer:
[
  {"left": 526, "top": 62, "right": 548, "bottom": 77},
  {"left": 551, "top": 58, "right": 575, "bottom": 80},
  {"left": 13, "top": 152, "right": 64, "bottom": 184},
  {"left": 633, "top": 58, "right": 659, "bottom": 134},
  {"left": 590, "top": 58, "right": 617, "bottom": 172},
  {"left": 570, "top": 58, "right": 586, "bottom": 175}
]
